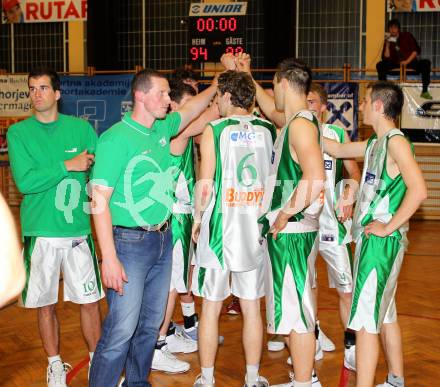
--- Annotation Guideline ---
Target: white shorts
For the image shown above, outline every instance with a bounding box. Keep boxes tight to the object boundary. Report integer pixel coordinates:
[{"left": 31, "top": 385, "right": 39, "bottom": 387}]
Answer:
[
  {"left": 318, "top": 242, "right": 353, "bottom": 293},
  {"left": 191, "top": 264, "right": 265, "bottom": 302},
  {"left": 170, "top": 239, "right": 194, "bottom": 293},
  {"left": 19, "top": 235, "right": 105, "bottom": 308}
]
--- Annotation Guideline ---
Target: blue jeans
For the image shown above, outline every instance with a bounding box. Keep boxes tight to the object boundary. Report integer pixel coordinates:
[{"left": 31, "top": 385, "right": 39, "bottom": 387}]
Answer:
[{"left": 89, "top": 226, "right": 172, "bottom": 387}]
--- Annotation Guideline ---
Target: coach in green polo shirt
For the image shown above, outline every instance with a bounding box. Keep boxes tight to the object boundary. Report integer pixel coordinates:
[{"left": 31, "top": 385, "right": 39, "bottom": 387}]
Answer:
[{"left": 89, "top": 68, "right": 218, "bottom": 387}]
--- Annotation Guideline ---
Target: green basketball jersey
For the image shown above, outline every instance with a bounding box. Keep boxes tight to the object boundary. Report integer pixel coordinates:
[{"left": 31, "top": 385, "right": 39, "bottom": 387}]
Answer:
[
  {"left": 353, "top": 129, "right": 410, "bottom": 242},
  {"left": 171, "top": 138, "right": 196, "bottom": 216},
  {"left": 260, "top": 110, "right": 323, "bottom": 235},
  {"left": 319, "top": 123, "right": 352, "bottom": 245},
  {"left": 195, "top": 115, "right": 276, "bottom": 271}
]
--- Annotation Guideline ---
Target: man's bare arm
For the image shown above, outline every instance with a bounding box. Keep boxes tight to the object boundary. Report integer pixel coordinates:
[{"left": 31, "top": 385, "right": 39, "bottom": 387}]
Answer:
[
  {"left": 177, "top": 81, "right": 218, "bottom": 132},
  {"left": 235, "top": 52, "right": 286, "bottom": 127},
  {"left": 192, "top": 125, "right": 216, "bottom": 242},
  {"left": 285, "top": 118, "right": 325, "bottom": 214},
  {"left": 271, "top": 118, "right": 325, "bottom": 238},
  {"left": 366, "top": 136, "right": 427, "bottom": 237},
  {"left": 171, "top": 103, "right": 219, "bottom": 156},
  {"left": 337, "top": 132, "right": 361, "bottom": 221},
  {"left": 324, "top": 137, "right": 368, "bottom": 159}
]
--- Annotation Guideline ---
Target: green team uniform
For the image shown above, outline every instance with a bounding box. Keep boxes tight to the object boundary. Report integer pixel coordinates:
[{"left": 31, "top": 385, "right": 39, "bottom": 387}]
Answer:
[
  {"left": 193, "top": 115, "right": 276, "bottom": 301},
  {"left": 318, "top": 124, "right": 353, "bottom": 293},
  {"left": 259, "top": 110, "right": 323, "bottom": 335},
  {"left": 7, "top": 114, "right": 103, "bottom": 307},
  {"left": 170, "top": 138, "right": 196, "bottom": 292},
  {"left": 348, "top": 129, "right": 410, "bottom": 334}
]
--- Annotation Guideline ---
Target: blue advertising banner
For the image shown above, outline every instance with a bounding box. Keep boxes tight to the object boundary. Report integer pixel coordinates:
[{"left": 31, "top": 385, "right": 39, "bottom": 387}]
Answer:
[
  {"left": 59, "top": 74, "right": 133, "bottom": 135},
  {"left": 323, "top": 82, "right": 358, "bottom": 140}
]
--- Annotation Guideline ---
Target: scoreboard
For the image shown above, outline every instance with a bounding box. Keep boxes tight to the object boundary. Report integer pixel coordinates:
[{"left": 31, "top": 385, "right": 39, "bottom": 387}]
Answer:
[{"left": 188, "top": 2, "right": 247, "bottom": 63}]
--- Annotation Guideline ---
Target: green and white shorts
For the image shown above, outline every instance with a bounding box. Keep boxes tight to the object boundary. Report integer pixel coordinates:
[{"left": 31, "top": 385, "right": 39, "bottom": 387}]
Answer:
[
  {"left": 20, "top": 235, "right": 104, "bottom": 308},
  {"left": 170, "top": 213, "right": 194, "bottom": 293},
  {"left": 348, "top": 234, "right": 405, "bottom": 334},
  {"left": 265, "top": 231, "right": 318, "bottom": 334},
  {"left": 317, "top": 242, "right": 353, "bottom": 293},
  {"left": 191, "top": 264, "right": 265, "bottom": 302}
]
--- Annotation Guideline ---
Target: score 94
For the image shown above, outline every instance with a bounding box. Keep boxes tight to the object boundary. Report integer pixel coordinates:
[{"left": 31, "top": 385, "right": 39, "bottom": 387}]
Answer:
[{"left": 190, "top": 46, "right": 208, "bottom": 61}]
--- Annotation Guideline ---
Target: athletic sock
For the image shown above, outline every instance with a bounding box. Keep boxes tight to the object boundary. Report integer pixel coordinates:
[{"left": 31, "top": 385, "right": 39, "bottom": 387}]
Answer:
[
  {"left": 166, "top": 322, "right": 176, "bottom": 337},
  {"left": 184, "top": 313, "right": 198, "bottom": 331},
  {"left": 344, "top": 330, "right": 356, "bottom": 348},
  {"left": 48, "top": 354, "right": 62, "bottom": 365},
  {"left": 293, "top": 380, "right": 312, "bottom": 387},
  {"left": 201, "top": 366, "right": 214, "bottom": 383},
  {"left": 181, "top": 301, "right": 196, "bottom": 317},
  {"left": 155, "top": 335, "right": 167, "bottom": 350},
  {"left": 388, "top": 373, "right": 404, "bottom": 387},
  {"left": 245, "top": 363, "right": 259, "bottom": 382}
]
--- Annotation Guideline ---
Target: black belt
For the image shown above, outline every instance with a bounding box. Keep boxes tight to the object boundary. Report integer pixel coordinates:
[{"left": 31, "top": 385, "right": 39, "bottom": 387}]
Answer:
[{"left": 115, "top": 220, "right": 169, "bottom": 233}]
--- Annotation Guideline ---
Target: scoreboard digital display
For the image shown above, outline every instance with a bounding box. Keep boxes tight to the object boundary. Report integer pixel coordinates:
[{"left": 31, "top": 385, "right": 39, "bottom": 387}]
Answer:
[{"left": 188, "top": 2, "right": 247, "bottom": 63}]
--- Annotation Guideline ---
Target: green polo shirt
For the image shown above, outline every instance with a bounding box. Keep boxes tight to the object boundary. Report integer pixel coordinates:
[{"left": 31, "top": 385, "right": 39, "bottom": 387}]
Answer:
[{"left": 91, "top": 111, "right": 182, "bottom": 227}]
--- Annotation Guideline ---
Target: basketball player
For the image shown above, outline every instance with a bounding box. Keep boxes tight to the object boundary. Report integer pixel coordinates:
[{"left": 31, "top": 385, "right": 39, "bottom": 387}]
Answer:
[
  {"left": 307, "top": 83, "right": 361, "bottom": 370},
  {"left": 191, "top": 70, "right": 276, "bottom": 387},
  {"left": 255, "top": 57, "right": 325, "bottom": 387},
  {"left": 323, "top": 81, "right": 427, "bottom": 387}
]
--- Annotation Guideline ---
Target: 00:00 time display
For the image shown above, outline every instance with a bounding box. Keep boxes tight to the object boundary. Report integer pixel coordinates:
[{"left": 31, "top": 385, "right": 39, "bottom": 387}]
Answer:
[{"left": 196, "top": 17, "right": 237, "bottom": 32}]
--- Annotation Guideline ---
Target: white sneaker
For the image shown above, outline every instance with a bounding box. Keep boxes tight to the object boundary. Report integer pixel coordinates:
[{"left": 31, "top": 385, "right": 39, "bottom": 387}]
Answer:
[
  {"left": 376, "top": 382, "right": 395, "bottom": 387},
  {"left": 151, "top": 345, "right": 190, "bottom": 373},
  {"left": 166, "top": 330, "right": 198, "bottom": 353},
  {"left": 194, "top": 374, "right": 215, "bottom": 386},
  {"left": 287, "top": 339, "right": 323, "bottom": 365},
  {"left": 317, "top": 321, "right": 335, "bottom": 352},
  {"left": 271, "top": 371, "right": 322, "bottom": 387},
  {"left": 267, "top": 335, "right": 285, "bottom": 351},
  {"left": 244, "top": 374, "right": 269, "bottom": 387},
  {"left": 47, "top": 360, "right": 71, "bottom": 387},
  {"left": 344, "top": 345, "right": 356, "bottom": 371}
]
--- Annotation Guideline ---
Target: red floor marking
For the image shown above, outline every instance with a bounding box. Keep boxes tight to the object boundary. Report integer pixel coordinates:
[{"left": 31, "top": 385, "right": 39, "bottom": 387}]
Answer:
[
  {"left": 338, "top": 365, "right": 351, "bottom": 387},
  {"left": 67, "top": 356, "right": 90, "bottom": 385}
]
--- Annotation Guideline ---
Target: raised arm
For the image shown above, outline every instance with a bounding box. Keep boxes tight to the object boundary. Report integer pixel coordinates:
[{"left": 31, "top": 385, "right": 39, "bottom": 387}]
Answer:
[
  {"left": 177, "top": 81, "right": 217, "bottom": 132},
  {"left": 365, "top": 136, "right": 427, "bottom": 237},
  {"left": 170, "top": 102, "right": 219, "bottom": 156},
  {"left": 192, "top": 125, "right": 216, "bottom": 242},
  {"left": 235, "top": 52, "right": 286, "bottom": 127}
]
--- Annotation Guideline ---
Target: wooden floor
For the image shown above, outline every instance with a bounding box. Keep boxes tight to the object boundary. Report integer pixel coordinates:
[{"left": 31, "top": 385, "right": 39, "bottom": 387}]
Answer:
[{"left": 0, "top": 217, "right": 439, "bottom": 387}]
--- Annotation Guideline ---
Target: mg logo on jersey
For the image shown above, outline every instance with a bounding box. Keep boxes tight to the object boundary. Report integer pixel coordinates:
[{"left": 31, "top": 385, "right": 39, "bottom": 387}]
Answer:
[
  {"left": 230, "top": 131, "right": 255, "bottom": 142},
  {"left": 324, "top": 160, "right": 333, "bottom": 170},
  {"left": 225, "top": 187, "right": 264, "bottom": 207},
  {"left": 365, "top": 172, "right": 376, "bottom": 185},
  {"left": 230, "top": 131, "right": 264, "bottom": 147}
]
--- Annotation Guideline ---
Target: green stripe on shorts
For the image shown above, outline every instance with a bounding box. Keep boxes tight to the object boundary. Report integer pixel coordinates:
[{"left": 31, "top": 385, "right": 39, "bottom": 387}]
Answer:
[
  {"left": 21, "top": 236, "right": 37, "bottom": 305},
  {"left": 267, "top": 231, "right": 317, "bottom": 331}
]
